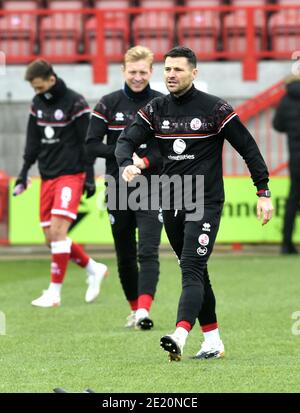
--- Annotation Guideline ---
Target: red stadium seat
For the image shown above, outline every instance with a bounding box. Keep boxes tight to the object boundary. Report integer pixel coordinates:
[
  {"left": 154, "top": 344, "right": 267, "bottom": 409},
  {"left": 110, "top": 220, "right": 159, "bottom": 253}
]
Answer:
[
  {"left": 178, "top": 0, "right": 221, "bottom": 57},
  {"left": 132, "top": 0, "right": 175, "bottom": 58},
  {"left": 2, "top": 0, "right": 40, "bottom": 7},
  {"left": 183, "top": 0, "right": 221, "bottom": 6},
  {"left": 230, "top": 0, "right": 266, "bottom": 4},
  {"left": 269, "top": 9, "right": 300, "bottom": 53},
  {"left": 40, "top": 1, "right": 84, "bottom": 57},
  {"left": 223, "top": 0, "right": 267, "bottom": 53},
  {"left": 277, "top": 0, "right": 299, "bottom": 4},
  {"left": 139, "top": 0, "right": 175, "bottom": 6},
  {"left": 45, "top": 0, "right": 86, "bottom": 7},
  {"left": 84, "top": 0, "right": 130, "bottom": 61},
  {"left": 0, "top": 1, "right": 39, "bottom": 58}
]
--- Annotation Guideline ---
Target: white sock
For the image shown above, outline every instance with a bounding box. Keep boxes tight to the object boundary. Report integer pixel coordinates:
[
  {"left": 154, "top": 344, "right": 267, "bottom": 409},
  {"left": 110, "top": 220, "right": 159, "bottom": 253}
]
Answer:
[
  {"left": 48, "top": 282, "right": 62, "bottom": 295},
  {"left": 86, "top": 258, "right": 97, "bottom": 275},
  {"left": 136, "top": 308, "right": 149, "bottom": 321},
  {"left": 203, "top": 328, "right": 221, "bottom": 344},
  {"left": 174, "top": 326, "right": 189, "bottom": 347}
]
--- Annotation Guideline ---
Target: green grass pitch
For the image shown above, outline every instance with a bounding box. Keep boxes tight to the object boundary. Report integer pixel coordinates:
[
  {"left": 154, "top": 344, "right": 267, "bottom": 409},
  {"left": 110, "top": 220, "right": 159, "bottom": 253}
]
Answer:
[{"left": 0, "top": 254, "right": 300, "bottom": 393}]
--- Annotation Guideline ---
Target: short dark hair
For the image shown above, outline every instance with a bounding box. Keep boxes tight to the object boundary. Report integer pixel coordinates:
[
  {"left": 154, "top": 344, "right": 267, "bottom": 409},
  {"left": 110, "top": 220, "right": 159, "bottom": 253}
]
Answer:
[
  {"left": 25, "top": 59, "right": 55, "bottom": 81},
  {"left": 164, "top": 47, "right": 197, "bottom": 68}
]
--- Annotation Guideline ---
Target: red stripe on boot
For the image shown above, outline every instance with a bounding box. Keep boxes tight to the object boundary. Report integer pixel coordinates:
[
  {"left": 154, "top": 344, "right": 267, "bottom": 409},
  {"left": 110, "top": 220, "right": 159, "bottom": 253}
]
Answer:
[
  {"left": 51, "top": 252, "right": 70, "bottom": 283},
  {"left": 129, "top": 299, "right": 138, "bottom": 311},
  {"left": 201, "top": 322, "right": 218, "bottom": 333},
  {"left": 137, "top": 294, "right": 153, "bottom": 311},
  {"left": 176, "top": 320, "right": 192, "bottom": 332},
  {"left": 70, "top": 241, "right": 89, "bottom": 268}
]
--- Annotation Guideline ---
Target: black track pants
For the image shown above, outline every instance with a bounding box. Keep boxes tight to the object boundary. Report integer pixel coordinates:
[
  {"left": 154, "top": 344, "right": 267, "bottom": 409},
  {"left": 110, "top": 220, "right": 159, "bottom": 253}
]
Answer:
[
  {"left": 162, "top": 204, "right": 222, "bottom": 328},
  {"left": 283, "top": 170, "right": 300, "bottom": 245},
  {"left": 107, "top": 208, "right": 162, "bottom": 301}
]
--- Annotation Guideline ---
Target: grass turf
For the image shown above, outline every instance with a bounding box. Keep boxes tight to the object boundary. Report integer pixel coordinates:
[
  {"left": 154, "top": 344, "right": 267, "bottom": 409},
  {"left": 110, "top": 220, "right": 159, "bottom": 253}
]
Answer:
[{"left": 0, "top": 254, "right": 300, "bottom": 393}]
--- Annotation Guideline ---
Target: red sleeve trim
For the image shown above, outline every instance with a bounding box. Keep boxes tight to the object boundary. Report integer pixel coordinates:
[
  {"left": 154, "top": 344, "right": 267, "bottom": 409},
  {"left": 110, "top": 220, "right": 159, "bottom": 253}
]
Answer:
[{"left": 143, "top": 157, "right": 150, "bottom": 169}]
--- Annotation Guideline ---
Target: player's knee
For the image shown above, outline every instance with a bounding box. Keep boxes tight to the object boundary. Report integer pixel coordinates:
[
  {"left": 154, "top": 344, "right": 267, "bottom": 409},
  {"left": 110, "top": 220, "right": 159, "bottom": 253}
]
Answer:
[
  {"left": 49, "top": 227, "right": 67, "bottom": 241},
  {"left": 180, "top": 257, "right": 207, "bottom": 281}
]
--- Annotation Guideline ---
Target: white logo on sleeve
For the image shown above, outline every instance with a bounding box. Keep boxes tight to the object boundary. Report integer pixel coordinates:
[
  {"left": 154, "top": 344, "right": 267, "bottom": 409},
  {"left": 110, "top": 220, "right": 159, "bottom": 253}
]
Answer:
[
  {"left": 173, "top": 138, "right": 186, "bottom": 154},
  {"left": 54, "top": 109, "right": 64, "bottom": 120},
  {"left": 197, "top": 246, "right": 207, "bottom": 256},
  {"left": 202, "top": 222, "right": 211, "bottom": 232},
  {"left": 190, "top": 118, "right": 202, "bottom": 130},
  {"left": 198, "top": 233, "right": 209, "bottom": 246},
  {"left": 44, "top": 126, "right": 55, "bottom": 139}
]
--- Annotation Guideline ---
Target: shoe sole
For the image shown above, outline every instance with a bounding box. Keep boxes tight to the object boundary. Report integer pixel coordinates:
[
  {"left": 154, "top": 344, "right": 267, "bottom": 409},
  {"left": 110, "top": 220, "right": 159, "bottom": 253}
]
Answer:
[
  {"left": 135, "top": 317, "right": 154, "bottom": 330},
  {"left": 160, "top": 336, "right": 182, "bottom": 362},
  {"left": 31, "top": 302, "right": 60, "bottom": 308},
  {"left": 191, "top": 351, "right": 225, "bottom": 360}
]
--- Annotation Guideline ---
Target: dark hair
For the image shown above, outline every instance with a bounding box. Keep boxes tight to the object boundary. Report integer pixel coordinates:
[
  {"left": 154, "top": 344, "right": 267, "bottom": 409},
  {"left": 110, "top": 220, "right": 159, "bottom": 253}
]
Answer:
[
  {"left": 164, "top": 47, "right": 197, "bottom": 68},
  {"left": 25, "top": 59, "right": 55, "bottom": 81}
]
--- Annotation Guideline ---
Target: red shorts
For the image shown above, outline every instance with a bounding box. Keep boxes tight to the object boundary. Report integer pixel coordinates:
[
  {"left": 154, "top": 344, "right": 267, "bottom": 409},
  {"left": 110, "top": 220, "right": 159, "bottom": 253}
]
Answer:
[{"left": 40, "top": 173, "right": 85, "bottom": 227}]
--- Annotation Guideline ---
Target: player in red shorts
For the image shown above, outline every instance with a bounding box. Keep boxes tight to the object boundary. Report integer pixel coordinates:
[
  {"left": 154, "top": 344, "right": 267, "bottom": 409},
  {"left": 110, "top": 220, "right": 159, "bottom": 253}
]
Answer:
[{"left": 14, "top": 59, "right": 107, "bottom": 307}]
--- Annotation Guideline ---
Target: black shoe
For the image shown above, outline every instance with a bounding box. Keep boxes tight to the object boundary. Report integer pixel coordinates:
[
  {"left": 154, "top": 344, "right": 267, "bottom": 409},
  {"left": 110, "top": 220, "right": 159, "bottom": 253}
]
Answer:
[
  {"left": 135, "top": 317, "right": 154, "bottom": 330},
  {"left": 160, "top": 334, "right": 182, "bottom": 362},
  {"left": 281, "top": 244, "right": 298, "bottom": 255}
]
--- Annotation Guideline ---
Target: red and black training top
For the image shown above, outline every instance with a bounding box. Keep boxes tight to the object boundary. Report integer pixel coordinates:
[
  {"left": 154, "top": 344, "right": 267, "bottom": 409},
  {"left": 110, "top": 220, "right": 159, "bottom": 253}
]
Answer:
[
  {"left": 23, "top": 78, "right": 90, "bottom": 180},
  {"left": 116, "top": 84, "right": 269, "bottom": 205}
]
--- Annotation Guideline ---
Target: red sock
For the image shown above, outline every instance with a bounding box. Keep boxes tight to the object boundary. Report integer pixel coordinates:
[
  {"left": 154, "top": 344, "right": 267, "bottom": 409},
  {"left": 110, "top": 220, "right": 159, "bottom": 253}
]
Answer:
[
  {"left": 50, "top": 240, "right": 71, "bottom": 283},
  {"left": 137, "top": 294, "right": 153, "bottom": 311},
  {"left": 201, "top": 322, "right": 218, "bottom": 333},
  {"left": 176, "top": 320, "right": 192, "bottom": 332},
  {"left": 70, "top": 240, "right": 89, "bottom": 268},
  {"left": 129, "top": 299, "right": 138, "bottom": 311}
]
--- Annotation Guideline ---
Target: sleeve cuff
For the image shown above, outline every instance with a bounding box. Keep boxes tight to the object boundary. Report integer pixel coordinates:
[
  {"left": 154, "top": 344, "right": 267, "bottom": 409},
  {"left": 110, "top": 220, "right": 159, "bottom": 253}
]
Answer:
[
  {"left": 255, "top": 180, "right": 269, "bottom": 191},
  {"left": 142, "top": 157, "right": 150, "bottom": 169},
  {"left": 120, "top": 160, "right": 134, "bottom": 168}
]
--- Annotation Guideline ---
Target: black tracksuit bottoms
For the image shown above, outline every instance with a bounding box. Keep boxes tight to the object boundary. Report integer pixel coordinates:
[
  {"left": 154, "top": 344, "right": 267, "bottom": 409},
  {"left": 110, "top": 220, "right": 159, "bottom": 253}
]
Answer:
[
  {"left": 162, "top": 203, "right": 223, "bottom": 328},
  {"left": 283, "top": 168, "right": 300, "bottom": 245},
  {"left": 107, "top": 207, "right": 162, "bottom": 301}
]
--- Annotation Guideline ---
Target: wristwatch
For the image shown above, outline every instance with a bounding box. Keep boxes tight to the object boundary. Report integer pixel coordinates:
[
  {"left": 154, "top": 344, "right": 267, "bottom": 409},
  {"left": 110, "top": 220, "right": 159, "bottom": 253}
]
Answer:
[{"left": 256, "top": 190, "right": 271, "bottom": 198}]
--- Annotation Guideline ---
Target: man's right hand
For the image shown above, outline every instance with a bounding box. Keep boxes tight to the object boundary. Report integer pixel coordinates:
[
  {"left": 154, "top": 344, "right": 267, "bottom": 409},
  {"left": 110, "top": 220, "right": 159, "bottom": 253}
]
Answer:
[
  {"left": 122, "top": 165, "right": 141, "bottom": 182},
  {"left": 13, "top": 175, "right": 28, "bottom": 196},
  {"left": 83, "top": 165, "right": 96, "bottom": 199}
]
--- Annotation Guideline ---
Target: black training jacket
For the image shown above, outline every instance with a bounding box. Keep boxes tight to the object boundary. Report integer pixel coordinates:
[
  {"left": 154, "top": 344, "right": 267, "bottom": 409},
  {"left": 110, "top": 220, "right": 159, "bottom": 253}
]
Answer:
[
  {"left": 22, "top": 78, "right": 90, "bottom": 180},
  {"left": 85, "top": 86, "right": 163, "bottom": 181},
  {"left": 273, "top": 78, "right": 300, "bottom": 166},
  {"left": 115, "top": 84, "right": 269, "bottom": 205}
]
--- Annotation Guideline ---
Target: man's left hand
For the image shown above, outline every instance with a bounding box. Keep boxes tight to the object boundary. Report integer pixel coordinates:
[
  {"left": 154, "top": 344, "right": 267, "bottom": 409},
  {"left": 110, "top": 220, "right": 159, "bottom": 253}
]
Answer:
[
  {"left": 257, "top": 197, "right": 274, "bottom": 225},
  {"left": 132, "top": 153, "right": 147, "bottom": 169}
]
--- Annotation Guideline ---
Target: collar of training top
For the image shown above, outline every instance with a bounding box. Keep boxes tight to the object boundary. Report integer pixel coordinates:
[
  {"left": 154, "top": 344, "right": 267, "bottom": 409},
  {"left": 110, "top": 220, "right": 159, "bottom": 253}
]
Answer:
[
  {"left": 39, "top": 77, "right": 67, "bottom": 104},
  {"left": 123, "top": 82, "right": 152, "bottom": 101},
  {"left": 170, "top": 83, "right": 197, "bottom": 104}
]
